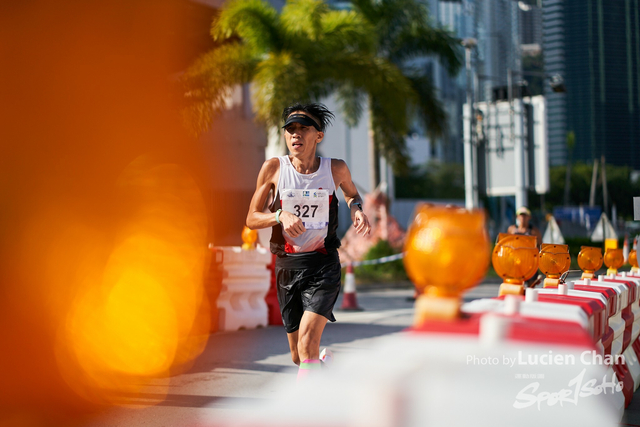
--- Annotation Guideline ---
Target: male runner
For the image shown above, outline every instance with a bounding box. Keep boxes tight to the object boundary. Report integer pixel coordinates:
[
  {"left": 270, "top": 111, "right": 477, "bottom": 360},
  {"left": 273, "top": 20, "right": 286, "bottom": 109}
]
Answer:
[{"left": 246, "top": 102, "right": 371, "bottom": 380}]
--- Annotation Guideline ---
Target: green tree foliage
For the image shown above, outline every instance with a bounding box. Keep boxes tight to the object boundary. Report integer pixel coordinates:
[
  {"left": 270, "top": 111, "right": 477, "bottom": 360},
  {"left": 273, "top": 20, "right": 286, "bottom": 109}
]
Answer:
[
  {"left": 394, "top": 161, "right": 464, "bottom": 199},
  {"left": 545, "top": 162, "right": 640, "bottom": 219},
  {"left": 181, "top": 0, "right": 413, "bottom": 139},
  {"left": 349, "top": 0, "right": 462, "bottom": 175},
  {"left": 182, "top": 0, "right": 461, "bottom": 182},
  {"left": 355, "top": 239, "right": 407, "bottom": 281}
]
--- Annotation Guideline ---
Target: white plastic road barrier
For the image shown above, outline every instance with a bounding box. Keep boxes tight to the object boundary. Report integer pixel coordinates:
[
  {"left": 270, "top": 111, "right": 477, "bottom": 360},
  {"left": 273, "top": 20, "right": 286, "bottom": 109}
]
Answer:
[
  {"left": 573, "top": 276, "right": 637, "bottom": 403},
  {"left": 204, "top": 315, "right": 621, "bottom": 427},
  {"left": 462, "top": 298, "right": 592, "bottom": 333},
  {"left": 575, "top": 278, "right": 628, "bottom": 357},
  {"left": 216, "top": 246, "right": 271, "bottom": 331},
  {"left": 609, "top": 273, "right": 640, "bottom": 390},
  {"left": 536, "top": 288, "right": 609, "bottom": 355},
  {"left": 616, "top": 272, "right": 640, "bottom": 341},
  {"left": 624, "top": 341, "right": 640, "bottom": 392}
]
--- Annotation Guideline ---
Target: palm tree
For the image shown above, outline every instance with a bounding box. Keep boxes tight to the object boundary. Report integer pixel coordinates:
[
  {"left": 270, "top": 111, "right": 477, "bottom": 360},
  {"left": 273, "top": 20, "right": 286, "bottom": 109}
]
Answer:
[
  {"left": 181, "top": 0, "right": 413, "bottom": 158},
  {"left": 349, "top": 0, "right": 462, "bottom": 188}
]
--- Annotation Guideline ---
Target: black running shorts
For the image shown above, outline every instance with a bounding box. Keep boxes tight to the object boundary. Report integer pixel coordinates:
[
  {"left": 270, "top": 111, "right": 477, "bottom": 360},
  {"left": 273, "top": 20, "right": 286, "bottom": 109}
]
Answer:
[{"left": 275, "top": 250, "right": 342, "bottom": 333}]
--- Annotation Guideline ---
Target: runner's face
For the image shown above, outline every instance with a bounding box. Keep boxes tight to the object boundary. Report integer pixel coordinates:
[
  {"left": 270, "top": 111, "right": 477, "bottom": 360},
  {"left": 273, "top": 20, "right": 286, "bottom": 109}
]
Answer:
[{"left": 284, "top": 113, "right": 323, "bottom": 155}]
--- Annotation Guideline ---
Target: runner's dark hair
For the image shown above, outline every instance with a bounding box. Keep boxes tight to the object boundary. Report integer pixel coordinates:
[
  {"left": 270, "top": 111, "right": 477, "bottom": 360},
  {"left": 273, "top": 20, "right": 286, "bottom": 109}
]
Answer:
[{"left": 282, "top": 102, "right": 335, "bottom": 132}]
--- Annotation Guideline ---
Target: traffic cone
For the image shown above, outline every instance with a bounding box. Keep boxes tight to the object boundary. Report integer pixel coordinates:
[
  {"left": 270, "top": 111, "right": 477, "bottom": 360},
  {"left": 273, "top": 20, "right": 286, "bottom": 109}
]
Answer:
[{"left": 340, "top": 263, "right": 363, "bottom": 311}]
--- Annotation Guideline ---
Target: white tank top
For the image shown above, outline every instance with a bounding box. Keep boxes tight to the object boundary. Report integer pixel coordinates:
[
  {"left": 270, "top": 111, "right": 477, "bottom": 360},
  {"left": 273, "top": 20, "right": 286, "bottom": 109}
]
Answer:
[{"left": 276, "top": 156, "right": 337, "bottom": 253}]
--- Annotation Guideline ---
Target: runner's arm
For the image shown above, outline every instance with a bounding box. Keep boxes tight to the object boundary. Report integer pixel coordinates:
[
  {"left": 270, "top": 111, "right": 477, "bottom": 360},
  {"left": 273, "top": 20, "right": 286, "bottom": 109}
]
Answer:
[
  {"left": 332, "top": 159, "right": 371, "bottom": 236},
  {"left": 246, "top": 158, "right": 279, "bottom": 230},
  {"left": 246, "top": 159, "right": 306, "bottom": 237}
]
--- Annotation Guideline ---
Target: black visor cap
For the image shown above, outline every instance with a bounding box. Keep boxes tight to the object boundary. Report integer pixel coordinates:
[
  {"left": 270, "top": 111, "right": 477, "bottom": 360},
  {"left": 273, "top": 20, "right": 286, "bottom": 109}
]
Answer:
[{"left": 282, "top": 114, "right": 322, "bottom": 131}]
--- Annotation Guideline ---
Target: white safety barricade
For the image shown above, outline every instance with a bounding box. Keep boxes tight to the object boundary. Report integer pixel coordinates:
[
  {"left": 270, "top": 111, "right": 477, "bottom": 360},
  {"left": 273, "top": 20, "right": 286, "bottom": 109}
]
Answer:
[
  {"left": 462, "top": 298, "right": 592, "bottom": 333},
  {"left": 616, "top": 272, "right": 640, "bottom": 341},
  {"left": 203, "top": 312, "right": 622, "bottom": 427},
  {"left": 216, "top": 246, "right": 271, "bottom": 331},
  {"left": 610, "top": 273, "right": 640, "bottom": 390},
  {"left": 535, "top": 287, "right": 609, "bottom": 355},
  {"left": 574, "top": 278, "right": 629, "bottom": 357},
  {"left": 462, "top": 292, "right": 626, "bottom": 416}
]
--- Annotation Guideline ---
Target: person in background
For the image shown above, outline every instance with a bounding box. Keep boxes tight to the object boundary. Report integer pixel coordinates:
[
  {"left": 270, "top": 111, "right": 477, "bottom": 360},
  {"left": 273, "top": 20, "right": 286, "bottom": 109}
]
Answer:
[{"left": 508, "top": 206, "right": 541, "bottom": 246}]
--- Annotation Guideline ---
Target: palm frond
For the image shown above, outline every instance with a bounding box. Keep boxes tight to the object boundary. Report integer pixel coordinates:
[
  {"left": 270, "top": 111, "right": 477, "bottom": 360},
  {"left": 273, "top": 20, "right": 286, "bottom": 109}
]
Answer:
[
  {"left": 212, "top": 0, "right": 282, "bottom": 54},
  {"left": 363, "top": 58, "right": 415, "bottom": 131},
  {"left": 347, "top": 0, "right": 461, "bottom": 168},
  {"left": 251, "top": 51, "right": 312, "bottom": 128},
  {"left": 349, "top": 0, "right": 383, "bottom": 29},
  {"left": 180, "top": 0, "right": 456, "bottom": 178},
  {"left": 335, "top": 83, "right": 366, "bottom": 127},
  {"left": 281, "top": 0, "right": 327, "bottom": 41},
  {"left": 371, "top": 99, "right": 410, "bottom": 173},
  {"left": 406, "top": 73, "right": 448, "bottom": 141},
  {"left": 320, "top": 10, "right": 375, "bottom": 54},
  {"left": 180, "top": 43, "right": 257, "bottom": 135},
  {"left": 390, "top": 26, "right": 462, "bottom": 74}
]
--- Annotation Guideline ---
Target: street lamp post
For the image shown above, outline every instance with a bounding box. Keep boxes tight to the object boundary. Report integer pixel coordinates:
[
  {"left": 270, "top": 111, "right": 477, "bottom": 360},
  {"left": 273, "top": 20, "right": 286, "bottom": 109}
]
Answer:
[
  {"left": 508, "top": 67, "right": 528, "bottom": 209},
  {"left": 462, "top": 37, "right": 478, "bottom": 210}
]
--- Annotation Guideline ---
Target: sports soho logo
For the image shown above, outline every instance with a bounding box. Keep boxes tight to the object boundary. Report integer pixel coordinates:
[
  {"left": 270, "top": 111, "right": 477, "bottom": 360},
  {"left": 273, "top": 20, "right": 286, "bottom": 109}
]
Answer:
[{"left": 513, "top": 368, "right": 623, "bottom": 410}]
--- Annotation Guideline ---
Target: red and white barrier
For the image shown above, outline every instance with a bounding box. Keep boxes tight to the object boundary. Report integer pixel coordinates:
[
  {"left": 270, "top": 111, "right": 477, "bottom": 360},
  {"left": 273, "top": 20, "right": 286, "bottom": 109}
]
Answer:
[
  {"left": 619, "top": 270, "right": 640, "bottom": 392},
  {"left": 265, "top": 253, "right": 283, "bottom": 326},
  {"left": 196, "top": 263, "right": 640, "bottom": 427},
  {"left": 204, "top": 305, "right": 621, "bottom": 427},
  {"left": 534, "top": 286, "right": 610, "bottom": 355},
  {"left": 463, "top": 290, "right": 627, "bottom": 417},
  {"left": 574, "top": 278, "right": 629, "bottom": 356},
  {"left": 540, "top": 275, "right": 639, "bottom": 407},
  {"left": 597, "top": 273, "right": 640, "bottom": 391},
  {"left": 215, "top": 246, "right": 271, "bottom": 331}
]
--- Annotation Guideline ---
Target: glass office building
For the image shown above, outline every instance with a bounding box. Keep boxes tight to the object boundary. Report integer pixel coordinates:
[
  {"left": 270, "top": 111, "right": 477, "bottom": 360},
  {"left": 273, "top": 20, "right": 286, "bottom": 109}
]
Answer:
[{"left": 543, "top": 0, "right": 640, "bottom": 168}]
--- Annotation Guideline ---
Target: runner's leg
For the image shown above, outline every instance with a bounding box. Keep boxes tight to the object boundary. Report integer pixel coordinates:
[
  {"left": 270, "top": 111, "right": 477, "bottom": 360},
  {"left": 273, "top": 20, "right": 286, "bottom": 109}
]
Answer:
[
  {"left": 296, "top": 311, "right": 328, "bottom": 381},
  {"left": 287, "top": 331, "right": 300, "bottom": 366},
  {"left": 297, "top": 311, "right": 328, "bottom": 361}
]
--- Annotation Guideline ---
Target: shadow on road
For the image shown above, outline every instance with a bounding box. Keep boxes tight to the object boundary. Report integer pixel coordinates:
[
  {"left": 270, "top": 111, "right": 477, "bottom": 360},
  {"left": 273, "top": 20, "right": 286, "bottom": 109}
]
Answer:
[
  {"left": 108, "top": 392, "right": 265, "bottom": 408},
  {"left": 187, "top": 321, "right": 407, "bottom": 376}
]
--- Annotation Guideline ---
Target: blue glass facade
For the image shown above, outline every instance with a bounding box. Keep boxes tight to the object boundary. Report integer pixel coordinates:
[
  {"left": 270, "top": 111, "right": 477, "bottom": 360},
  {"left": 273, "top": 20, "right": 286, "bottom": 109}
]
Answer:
[{"left": 544, "top": 0, "right": 640, "bottom": 168}]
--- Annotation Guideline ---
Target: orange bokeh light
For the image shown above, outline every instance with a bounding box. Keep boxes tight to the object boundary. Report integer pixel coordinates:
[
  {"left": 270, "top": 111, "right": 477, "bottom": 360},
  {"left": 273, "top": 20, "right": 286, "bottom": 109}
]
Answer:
[
  {"left": 403, "top": 205, "right": 490, "bottom": 297},
  {"left": 630, "top": 249, "right": 638, "bottom": 268},
  {"left": 604, "top": 248, "right": 624, "bottom": 270},
  {"left": 492, "top": 234, "right": 539, "bottom": 283},
  {"left": 577, "top": 246, "right": 604, "bottom": 274},
  {"left": 242, "top": 226, "right": 258, "bottom": 250},
  {"left": 51, "top": 162, "right": 211, "bottom": 405},
  {"left": 539, "top": 244, "right": 571, "bottom": 278},
  {"left": 0, "top": 1, "right": 220, "bottom": 423}
]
